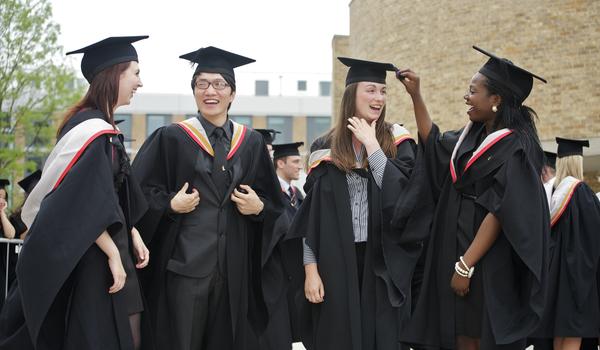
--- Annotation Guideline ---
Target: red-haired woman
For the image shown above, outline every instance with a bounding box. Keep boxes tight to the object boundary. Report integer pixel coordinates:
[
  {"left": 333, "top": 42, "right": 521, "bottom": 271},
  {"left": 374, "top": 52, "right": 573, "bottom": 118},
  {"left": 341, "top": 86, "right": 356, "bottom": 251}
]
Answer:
[{"left": 0, "top": 36, "right": 150, "bottom": 350}]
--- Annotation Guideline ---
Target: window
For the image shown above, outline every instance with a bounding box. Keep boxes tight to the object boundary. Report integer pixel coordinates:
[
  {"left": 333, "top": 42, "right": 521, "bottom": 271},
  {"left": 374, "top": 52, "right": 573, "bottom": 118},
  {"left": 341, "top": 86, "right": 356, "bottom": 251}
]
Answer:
[
  {"left": 307, "top": 117, "right": 331, "bottom": 145},
  {"left": 230, "top": 115, "right": 252, "bottom": 127},
  {"left": 267, "top": 116, "right": 293, "bottom": 143},
  {"left": 114, "top": 113, "right": 132, "bottom": 148},
  {"left": 319, "top": 81, "right": 331, "bottom": 96},
  {"left": 255, "top": 80, "right": 269, "bottom": 96},
  {"left": 147, "top": 114, "right": 171, "bottom": 137},
  {"left": 297, "top": 80, "right": 307, "bottom": 91}
]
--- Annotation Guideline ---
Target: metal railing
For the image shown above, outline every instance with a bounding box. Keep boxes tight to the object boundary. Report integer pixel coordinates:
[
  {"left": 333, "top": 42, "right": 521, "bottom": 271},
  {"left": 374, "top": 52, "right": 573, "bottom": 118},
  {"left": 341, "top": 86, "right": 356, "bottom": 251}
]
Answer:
[{"left": 1, "top": 237, "right": 24, "bottom": 300}]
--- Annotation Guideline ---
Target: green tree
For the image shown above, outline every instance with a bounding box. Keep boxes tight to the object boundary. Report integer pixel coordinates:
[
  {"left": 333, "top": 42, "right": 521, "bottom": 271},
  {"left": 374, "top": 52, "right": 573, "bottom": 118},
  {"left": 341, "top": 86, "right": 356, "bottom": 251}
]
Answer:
[{"left": 0, "top": 0, "right": 82, "bottom": 192}]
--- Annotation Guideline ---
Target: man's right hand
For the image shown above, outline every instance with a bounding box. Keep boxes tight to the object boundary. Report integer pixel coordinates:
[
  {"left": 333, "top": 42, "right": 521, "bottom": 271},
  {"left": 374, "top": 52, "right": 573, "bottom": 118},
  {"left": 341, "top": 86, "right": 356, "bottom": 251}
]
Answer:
[{"left": 170, "top": 182, "right": 200, "bottom": 213}]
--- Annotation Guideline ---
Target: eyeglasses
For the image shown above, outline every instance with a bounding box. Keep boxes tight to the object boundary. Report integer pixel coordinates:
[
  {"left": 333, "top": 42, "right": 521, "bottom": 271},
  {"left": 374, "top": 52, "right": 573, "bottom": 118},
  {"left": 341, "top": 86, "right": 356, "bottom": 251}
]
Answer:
[{"left": 195, "top": 79, "right": 230, "bottom": 90}]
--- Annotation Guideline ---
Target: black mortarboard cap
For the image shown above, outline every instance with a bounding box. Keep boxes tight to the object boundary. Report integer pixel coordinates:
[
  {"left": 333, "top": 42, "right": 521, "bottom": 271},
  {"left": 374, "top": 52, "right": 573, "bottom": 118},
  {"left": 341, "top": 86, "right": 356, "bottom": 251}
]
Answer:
[
  {"left": 179, "top": 46, "right": 255, "bottom": 84},
  {"left": 556, "top": 137, "right": 589, "bottom": 158},
  {"left": 18, "top": 170, "right": 41, "bottom": 194},
  {"left": 0, "top": 179, "right": 9, "bottom": 188},
  {"left": 543, "top": 151, "right": 557, "bottom": 169},
  {"left": 255, "top": 129, "right": 281, "bottom": 145},
  {"left": 474, "top": 46, "right": 546, "bottom": 104},
  {"left": 338, "top": 57, "right": 398, "bottom": 86},
  {"left": 273, "top": 142, "right": 304, "bottom": 160},
  {"left": 66, "top": 35, "right": 149, "bottom": 83}
]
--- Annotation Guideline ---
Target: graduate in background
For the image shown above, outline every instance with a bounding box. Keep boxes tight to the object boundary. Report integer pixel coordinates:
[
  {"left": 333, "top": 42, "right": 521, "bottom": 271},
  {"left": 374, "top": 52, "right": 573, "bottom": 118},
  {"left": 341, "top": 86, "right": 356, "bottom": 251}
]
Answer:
[
  {"left": 0, "top": 179, "right": 16, "bottom": 313},
  {"left": 398, "top": 46, "right": 549, "bottom": 350},
  {"left": 256, "top": 129, "right": 281, "bottom": 153},
  {"left": 132, "top": 46, "right": 283, "bottom": 350},
  {"left": 0, "top": 180, "right": 15, "bottom": 240},
  {"left": 0, "top": 36, "right": 150, "bottom": 350},
  {"left": 542, "top": 151, "right": 557, "bottom": 207},
  {"left": 288, "top": 57, "right": 421, "bottom": 350},
  {"left": 259, "top": 142, "right": 306, "bottom": 350},
  {"left": 531, "top": 137, "right": 600, "bottom": 350},
  {"left": 0, "top": 171, "right": 40, "bottom": 314},
  {"left": 9, "top": 170, "right": 42, "bottom": 240}
]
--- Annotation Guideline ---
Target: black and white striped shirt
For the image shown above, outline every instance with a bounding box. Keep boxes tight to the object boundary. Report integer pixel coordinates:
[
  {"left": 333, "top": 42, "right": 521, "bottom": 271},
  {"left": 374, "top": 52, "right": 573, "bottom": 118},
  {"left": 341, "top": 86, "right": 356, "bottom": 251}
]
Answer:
[{"left": 303, "top": 148, "right": 388, "bottom": 264}]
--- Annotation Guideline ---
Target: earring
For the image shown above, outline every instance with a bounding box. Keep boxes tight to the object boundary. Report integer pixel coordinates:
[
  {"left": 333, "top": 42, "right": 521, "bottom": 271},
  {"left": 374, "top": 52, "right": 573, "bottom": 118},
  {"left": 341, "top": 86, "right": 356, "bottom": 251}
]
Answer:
[{"left": 492, "top": 105, "right": 498, "bottom": 113}]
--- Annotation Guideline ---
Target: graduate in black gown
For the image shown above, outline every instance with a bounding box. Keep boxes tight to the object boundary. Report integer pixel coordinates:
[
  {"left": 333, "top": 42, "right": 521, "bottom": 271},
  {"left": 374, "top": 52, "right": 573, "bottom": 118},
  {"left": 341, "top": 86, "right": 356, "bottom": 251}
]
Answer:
[
  {"left": 10, "top": 170, "right": 42, "bottom": 240},
  {"left": 132, "top": 46, "right": 283, "bottom": 350},
  {"left": 0, "top": 35, "right": 150, "bottom": 350},
  {"left": 541, "top": 151, "right": 557, "bottom": 208},
  {"left": 398, "top": 46, "right": 550, "bottom": 350},
  {"left": 255, "top": 129, "right": 281, "bottom": 153},
  {"left": 531, "top": 138, "right": 600, "bottom": 350},
  {"left": 256, "top": 142, "right": 306, "bottom": 350},
  {"left": 0, "top": 181, "right": 16, "bottom": 241},
  {"left": 0, "top": 171, "right": 40, "bottom": 313},
  {"left": 288, "top": 57, "right": 422, "bottom": 350}
]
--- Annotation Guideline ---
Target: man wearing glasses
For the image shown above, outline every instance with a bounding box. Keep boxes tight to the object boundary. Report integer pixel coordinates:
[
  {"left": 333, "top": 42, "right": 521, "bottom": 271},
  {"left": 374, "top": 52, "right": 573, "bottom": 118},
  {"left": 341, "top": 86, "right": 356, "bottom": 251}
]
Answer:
[{"left": 133, "top": 46, "right": 283, "bottom": 350}]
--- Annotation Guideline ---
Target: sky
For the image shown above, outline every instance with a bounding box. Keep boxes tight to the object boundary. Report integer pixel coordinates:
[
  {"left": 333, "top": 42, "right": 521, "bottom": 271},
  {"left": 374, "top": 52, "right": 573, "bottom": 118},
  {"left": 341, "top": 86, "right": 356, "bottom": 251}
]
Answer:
[{"left": 50, "top": 0, "right": 350, "bottom": 95}]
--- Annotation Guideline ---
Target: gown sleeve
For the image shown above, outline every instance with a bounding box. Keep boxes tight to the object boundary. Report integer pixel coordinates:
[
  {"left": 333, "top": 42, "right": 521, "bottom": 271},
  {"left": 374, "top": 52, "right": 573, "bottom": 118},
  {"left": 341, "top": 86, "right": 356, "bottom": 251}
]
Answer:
[
  {"left": 131, "top": 127, "right": 179, "bottom": 244},
  {"left": 560, "top": 183, "right": 600, "bottom": 309},
  {"left": 475, "top": 148, "right": 550, "bottom": 334},
  {"left": 421, "top": 123, "right": 461, "bottom": 198},
  {"left": 17, "top": 136, "right": 123, "bottom": 347}
]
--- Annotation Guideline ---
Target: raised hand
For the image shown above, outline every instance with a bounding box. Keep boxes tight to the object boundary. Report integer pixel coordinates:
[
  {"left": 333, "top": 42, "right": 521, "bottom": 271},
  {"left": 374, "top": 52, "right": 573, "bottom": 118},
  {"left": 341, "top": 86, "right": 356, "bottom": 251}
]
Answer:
[{"left": 397, "top": 68, "right": 421, "bottom": 98}]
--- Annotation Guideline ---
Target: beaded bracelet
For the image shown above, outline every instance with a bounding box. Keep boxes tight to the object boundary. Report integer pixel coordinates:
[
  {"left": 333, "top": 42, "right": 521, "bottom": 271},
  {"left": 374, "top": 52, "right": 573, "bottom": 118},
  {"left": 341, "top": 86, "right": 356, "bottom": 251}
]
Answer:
[
  {"left": 454, "top": 262, "right": 469, "bottom": 277},
  {"left": 455, "top": 258, "right": 475, "bottom": 278}
]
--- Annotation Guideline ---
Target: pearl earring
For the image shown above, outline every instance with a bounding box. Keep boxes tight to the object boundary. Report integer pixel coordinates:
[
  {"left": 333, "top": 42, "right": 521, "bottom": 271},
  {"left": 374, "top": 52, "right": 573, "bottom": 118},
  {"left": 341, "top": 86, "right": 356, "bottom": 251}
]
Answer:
[{"left": 492, "top": 105, "right": 498, "bottom": 113}]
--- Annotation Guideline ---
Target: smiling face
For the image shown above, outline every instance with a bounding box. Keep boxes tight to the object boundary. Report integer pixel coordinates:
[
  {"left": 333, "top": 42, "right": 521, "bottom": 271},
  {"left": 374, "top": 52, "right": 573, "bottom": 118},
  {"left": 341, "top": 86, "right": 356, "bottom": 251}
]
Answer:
[
  {"left": 116, "top": 61, "right": 142, "bottom": 108},
  {"left": 354, "top": 81, "right": 386, "bottom": 122},
  {"left": 193, "top": 72, "right": 236, "bottom": 121},
  {"left": 464, "top": 72, "right": 501, "bottom": 124}
]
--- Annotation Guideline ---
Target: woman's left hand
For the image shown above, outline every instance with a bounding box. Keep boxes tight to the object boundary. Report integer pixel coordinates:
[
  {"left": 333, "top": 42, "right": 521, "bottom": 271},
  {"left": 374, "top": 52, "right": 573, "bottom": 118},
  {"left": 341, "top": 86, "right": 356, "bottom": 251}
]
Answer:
[
  {"left": 131, "top": 227, "right": 150, "bottom": 269},
  {"left": 450, "top": 272, "right": 470, "bottom": 297},
  {"left": 347, "top": 117, "right": 379, "bottom": 151}
]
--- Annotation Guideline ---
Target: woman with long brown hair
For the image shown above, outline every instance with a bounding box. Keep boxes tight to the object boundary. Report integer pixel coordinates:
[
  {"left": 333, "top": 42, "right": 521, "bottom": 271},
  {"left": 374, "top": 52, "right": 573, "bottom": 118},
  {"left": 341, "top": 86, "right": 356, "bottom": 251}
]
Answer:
[
  {"left": 288, "top": 57, "right": 426, "bottom": 350},
  {"left": 0, "top": 36, "right": 150, "bottom": 350}
]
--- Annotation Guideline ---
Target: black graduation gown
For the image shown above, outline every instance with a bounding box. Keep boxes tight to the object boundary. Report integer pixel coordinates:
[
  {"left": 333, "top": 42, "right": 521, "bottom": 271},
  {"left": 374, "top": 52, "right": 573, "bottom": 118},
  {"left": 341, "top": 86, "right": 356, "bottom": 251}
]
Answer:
[
  {"left": 532, "top": 181, "right": 600, "bottom": 338},
  {"left": 256, "top": 186, "right": 305, "bottom": 349},
  {"left": 400, "top": 123, "right": 549, "bottom": 349},
  {"left": 287, "top": 136, "right": 421, "bottom": 350},
  {"left": 131, "top": 120, "right": 283, "bottom": 350},
  {"left": 0, "top": 109, "right": 148, "bottom": 350}
]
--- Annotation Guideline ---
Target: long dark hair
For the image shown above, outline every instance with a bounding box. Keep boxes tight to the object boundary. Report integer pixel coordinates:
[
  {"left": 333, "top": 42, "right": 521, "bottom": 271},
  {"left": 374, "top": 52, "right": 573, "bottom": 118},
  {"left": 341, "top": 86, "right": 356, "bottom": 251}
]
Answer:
[
  {"left": 331, "top": 83, "right": 397, "bottom": 172},
  {"left": 57, "top": 62, "right": 131, "bottom": 136},
  {"left": 484, "top": 77, "right": 544, "bottom": 171}
]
